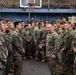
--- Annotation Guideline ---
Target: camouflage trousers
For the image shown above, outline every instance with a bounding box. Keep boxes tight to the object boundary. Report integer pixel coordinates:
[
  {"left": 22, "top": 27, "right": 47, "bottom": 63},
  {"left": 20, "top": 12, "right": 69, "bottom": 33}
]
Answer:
[
  {"left": 31, "top": 40, "right": 36, "bottom": 57},
  {"left": 36, "top": 45, "right": 46, "bottom": 60},
  {"left": 24, "top": 41, "right": 32, "bottom": 57},
  {"left": 47, "top": 57, "right": 63, "bottom": 75},
  {"left": 61, "top": 51, "right": 74, "bottom": 75},
  {"left": 0, "top": 63, "right": 6, "bottom": 75},
  {"left": 5, "top": 54, "right": 14, "bottom": 75},
  {"left": 13, "top": 56, "right": 23, "bottom": 75},
  {"left": 57, "top": 50, "right": 62, "bottom": 64},
  {"left": 39, "top": 46, "right": 46, "bottom": 60},
  {"left": 73, "top": 66, "right": 76, "bottom": 75}
]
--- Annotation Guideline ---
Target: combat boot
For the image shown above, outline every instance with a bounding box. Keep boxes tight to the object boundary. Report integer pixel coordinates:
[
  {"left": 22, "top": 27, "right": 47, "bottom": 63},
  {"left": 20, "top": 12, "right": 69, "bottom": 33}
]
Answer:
[
  {"left": 8, "top": 73, "right": 13, "bottom": 75},
  {"left": 35, "top": 57, "right": 41, "bottom": 61},
  {"left": 41, "top": 59, "right": 45, "bottom": 62}
]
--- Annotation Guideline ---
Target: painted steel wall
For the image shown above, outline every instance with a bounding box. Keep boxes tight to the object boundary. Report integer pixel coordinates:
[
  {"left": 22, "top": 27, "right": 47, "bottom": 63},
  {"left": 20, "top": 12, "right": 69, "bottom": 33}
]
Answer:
[{"left": 0, "top": 13, "right": 76, "bottom": 22}]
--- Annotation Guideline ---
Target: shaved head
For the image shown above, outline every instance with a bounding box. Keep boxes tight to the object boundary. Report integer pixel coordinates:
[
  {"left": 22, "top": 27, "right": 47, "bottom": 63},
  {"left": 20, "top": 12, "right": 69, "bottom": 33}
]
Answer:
[
  {"left": 46, "top": 23, "right": 53, "bottom": 32},
  {"left": 46, "top": 23, "right": 52, "bottom": 27}
]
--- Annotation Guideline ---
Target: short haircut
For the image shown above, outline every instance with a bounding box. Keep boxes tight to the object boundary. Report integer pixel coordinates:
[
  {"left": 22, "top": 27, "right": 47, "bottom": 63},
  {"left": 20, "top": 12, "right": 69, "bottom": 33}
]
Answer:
[
  {"left": 21, "top": 21, "right": 24, "bottom": 23},
  {"left": 6, "top": 18, "right": 11, "bottom": 22},
  {"left": 1, "top": 21, "right": 6, "bottom": 24},
  {"left": 60, "top": 20, "right": 66, "bottom": 25},
  {"left": 47, "top": 23, "right": 52, "bottom": 27},
  {"left": 24, "top": 24, "right": 28, "bottom": 27},
  {"left": 31, "top": 22, "right": 35, "bottom": 24},
  {"left": 14, "top": 21, "right": 21, "bottom": 28},
  {"left": 38, "top": 22, "right": 42, "bottom": 27},
  {"left": 73, "top": 23, "right": 76, "bottom": 26},
  {"left": 65, "top": 21, "right": 71, "bottom": 25}
]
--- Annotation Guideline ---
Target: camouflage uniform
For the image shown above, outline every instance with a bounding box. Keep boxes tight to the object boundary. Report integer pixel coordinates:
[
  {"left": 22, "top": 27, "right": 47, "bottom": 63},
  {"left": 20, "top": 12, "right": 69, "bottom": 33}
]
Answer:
[
  {"left": 20, "top": 27, "right": 24, "bottom": 37},
  {"left": 64, "top": 29, "right": 75, "bottom": 75},
  {"left": 29, "top": 27, "right": 35, "bottom": 57},
  {"left": 59, "top": 29, "right": 68, "bottom": 72},
  {"left": 5, "top": 29, "right": 14, "bottom": 75},
  {"left": 34, "top": 27, "right": 38, "bottom": 57},
  {"left": 34, "top": 27, "right": 39, "bottom": 58},
  {"left": 34, "top": 27, "right": 39, "bottom": 44},
  {"left": 72, "top": 31, "right": 76, "bottom": 75},
  {"left": 22, "top": 29, "right": 32, "bottom": 57},
  {"left": 46, "top": 31, "right": 62, "bottom": 75},
  {"left": 0, "top": 32, "right": 7, "bottom": 75},
  {"left": 72, "top": 30, "right": 76, "bottom": 58},
  {"left": 38, "top": 27, "right": 47, "bottom": 61},
  {"left": 12, "top": 30, "right": 24, "bottom": 75},
  {"left": 54, "top": 28, "right": 59, "bottom": 34},
  {"left": 0, "top": 32, "right": 8, "bottom": 55},
  {"left": 58, "top": 32, "right": 63, "bottom": 63}
]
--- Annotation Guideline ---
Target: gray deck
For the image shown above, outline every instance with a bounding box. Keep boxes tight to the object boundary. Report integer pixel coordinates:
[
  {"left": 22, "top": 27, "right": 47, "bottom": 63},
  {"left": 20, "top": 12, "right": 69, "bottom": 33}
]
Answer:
[{"left": 21, "top": 60, "right": 51, "bottom": 75}]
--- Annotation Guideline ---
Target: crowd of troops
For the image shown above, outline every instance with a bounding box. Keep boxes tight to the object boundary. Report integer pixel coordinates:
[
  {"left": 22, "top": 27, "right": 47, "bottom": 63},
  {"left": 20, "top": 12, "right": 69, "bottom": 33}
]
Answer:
[{"left": 0, "top": 18, "right": 76, "bottom": 75}]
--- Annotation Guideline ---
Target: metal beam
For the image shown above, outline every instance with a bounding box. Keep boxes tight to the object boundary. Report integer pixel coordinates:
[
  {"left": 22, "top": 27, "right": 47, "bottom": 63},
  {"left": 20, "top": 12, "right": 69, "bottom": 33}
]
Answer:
[{"left": 0, "top": 8, "right": 76, "bottom": 13}]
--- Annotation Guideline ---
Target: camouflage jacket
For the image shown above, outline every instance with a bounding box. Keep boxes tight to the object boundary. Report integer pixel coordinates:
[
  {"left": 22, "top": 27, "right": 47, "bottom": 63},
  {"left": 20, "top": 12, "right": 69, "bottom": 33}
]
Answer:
[
  {"left": 29, "top": 27, "right": 35, "bottom": 40},
  {"left": 0, "top": 34, "right": 7, "bottom": 63},
  {"left": 7, "top": 29, "right": 15, "bottom": 55},
  {"left": 59, "top": 29, "right": 67, "bottom": 50},
  {"left": 0, "top": 32, "right": 8, "bottom": 53},
  {"left": 12, "top": 31, "right": 24, "bottom": 57},
  {"left": 22, "top": 29, "right": 32, "bottom": 42},
  {"left": 46, "top": 31, "right": 60, "bottom": 57},
  {"left": 65, "top": 29, "right": 75, "bottom": 51},
  {"left": 38, "top": 27, "right": 47, "bottom": 46},
  {"left": 72, "top": 31, "right": 76, "bottom": 58},
  {"left": 34, "top": 27, "right": 40, "bottom": 44}
]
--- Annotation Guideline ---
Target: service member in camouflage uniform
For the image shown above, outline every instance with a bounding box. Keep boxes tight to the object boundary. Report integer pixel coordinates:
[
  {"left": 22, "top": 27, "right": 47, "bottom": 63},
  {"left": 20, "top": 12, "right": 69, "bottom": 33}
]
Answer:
[
  {"left": 71, "top": 23, "right": 76, "bottom": 31},
  {"left": 63, "top": 22, "right": 75, "bottom": 75},
  {"left": 37, "top": 22, "right": 47, "bottom": 62},
  {"left": 5, "top": 22, "right": 15, "bottom": 75},
  {"left": 72, "top": 31, "right": 76, "bottom": 75},
  {"left": 29, "top": 22, "right": 35, "bottom": 57},
  {"left": 20, "top": 21, "right": 25, "bottom": 36},
  {"left": 34, "top": 22, "right": 38, "bottom": 55},
  {"left": 0, "top": 22, "right": 8, "bottom": 75},
  {"left": 34, "top": 23, "right": 40, "bottom": 60},
  {"left": 0, "top": 34, "right": 7, "bottom": 75},
  {"left": 22, "top": 24, "right": 32, "bottom": 59},
  {"left": 57, "top": 27, "right": 63, "bottom": 64},
  {"left": 46, "top": 24, "right": 62, "bottom": 75},
  {"left": 0, "top": 22, "right": 13, "bottom": 75},
  {"left": 12, "top": 21, "right": 25, "bottom": 75},
  {"left": 59, "top": 21, "right": 68, "bottom": 74}
]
